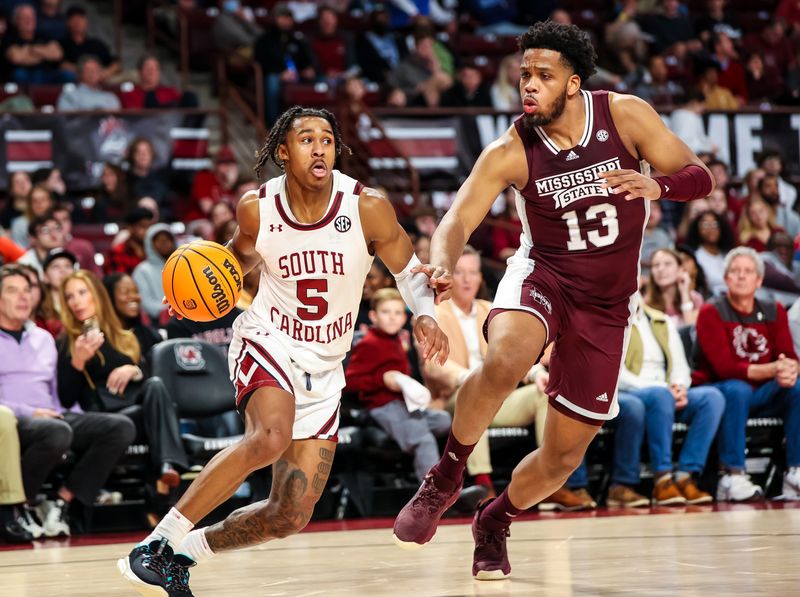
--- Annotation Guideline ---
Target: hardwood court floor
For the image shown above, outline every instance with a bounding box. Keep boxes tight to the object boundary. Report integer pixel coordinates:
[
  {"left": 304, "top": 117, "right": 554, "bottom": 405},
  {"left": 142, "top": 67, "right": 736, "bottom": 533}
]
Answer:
[{"left": 2, "top": 506, "right": 799, "bottom": 596}]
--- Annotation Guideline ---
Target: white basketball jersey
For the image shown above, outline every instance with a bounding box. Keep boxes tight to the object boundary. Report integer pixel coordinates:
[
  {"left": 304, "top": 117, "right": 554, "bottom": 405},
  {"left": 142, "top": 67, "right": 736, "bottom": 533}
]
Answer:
[{"left": 235, "top": 169, "right": 374, "bottom": 373}]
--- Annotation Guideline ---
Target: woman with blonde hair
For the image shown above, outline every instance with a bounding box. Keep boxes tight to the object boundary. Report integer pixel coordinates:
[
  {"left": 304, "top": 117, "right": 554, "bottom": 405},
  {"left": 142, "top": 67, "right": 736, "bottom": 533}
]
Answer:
[
  {"left": 738, "top": 195, "right": 782, "bottom": 252},
  {"left": 644, "top": 248, "right": 704, "bottom": 327},
  {"left": 490, "top": 53, "right": 522, "bottom": 111},
  {"left": 56, "top": 270, "right": 187, "bottom": 491}
]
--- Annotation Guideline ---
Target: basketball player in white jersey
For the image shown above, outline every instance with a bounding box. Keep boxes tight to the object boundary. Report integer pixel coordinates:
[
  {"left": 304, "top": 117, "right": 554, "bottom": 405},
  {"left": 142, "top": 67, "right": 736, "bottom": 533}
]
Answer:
[{"left": 118, "top": 106, "right": 449, "bottom": 596}]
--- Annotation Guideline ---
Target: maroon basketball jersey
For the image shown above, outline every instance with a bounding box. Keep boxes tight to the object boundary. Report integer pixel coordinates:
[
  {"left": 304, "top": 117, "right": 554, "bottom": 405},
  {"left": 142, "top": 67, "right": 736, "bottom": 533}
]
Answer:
[{"left": 514, "top": 90, "right": 648, "bottom": 304}]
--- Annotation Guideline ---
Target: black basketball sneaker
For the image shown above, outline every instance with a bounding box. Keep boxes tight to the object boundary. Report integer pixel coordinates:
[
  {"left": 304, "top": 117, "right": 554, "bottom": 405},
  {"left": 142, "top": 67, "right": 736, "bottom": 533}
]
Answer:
[
  {"left": 117, "top": 538, "right": 175, "bottom": 596},
  {"left": 164, "top": 554, "right": 196, "bottom": 596}
]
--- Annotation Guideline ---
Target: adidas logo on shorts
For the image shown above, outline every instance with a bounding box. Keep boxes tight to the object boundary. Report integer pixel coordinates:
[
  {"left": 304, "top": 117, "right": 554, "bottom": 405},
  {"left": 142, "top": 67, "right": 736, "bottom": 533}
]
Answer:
[{"left": 595, "top": 392, "right": 609, "bottom": 402}]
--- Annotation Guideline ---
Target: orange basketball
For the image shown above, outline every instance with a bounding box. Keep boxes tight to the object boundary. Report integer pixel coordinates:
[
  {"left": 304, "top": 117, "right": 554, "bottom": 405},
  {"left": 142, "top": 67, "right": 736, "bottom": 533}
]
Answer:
[{"left": 162, "top": 240, "right": 243, "bottom": 322}]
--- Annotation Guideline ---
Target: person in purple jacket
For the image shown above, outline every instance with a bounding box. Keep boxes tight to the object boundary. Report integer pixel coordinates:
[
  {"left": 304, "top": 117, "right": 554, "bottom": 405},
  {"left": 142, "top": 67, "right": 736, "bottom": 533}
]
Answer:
[{"left": 0, "top": 264, "right": 135, "bottom": 538}]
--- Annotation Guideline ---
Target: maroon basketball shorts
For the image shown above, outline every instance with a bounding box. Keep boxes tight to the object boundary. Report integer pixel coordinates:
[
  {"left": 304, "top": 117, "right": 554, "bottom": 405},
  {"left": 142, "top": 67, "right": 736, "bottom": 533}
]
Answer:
[{"left": 489, "top": 255, "right": 636, "bottom": 426}]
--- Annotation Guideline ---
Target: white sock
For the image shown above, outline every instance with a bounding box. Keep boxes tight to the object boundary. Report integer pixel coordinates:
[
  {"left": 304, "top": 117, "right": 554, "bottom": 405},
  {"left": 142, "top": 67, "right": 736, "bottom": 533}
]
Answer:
[
  {"left": 177, "top": 528, "right": 215, "bottom": 563},
  {"left": 674, "top": 471, "right": 690, "bottom": 482},
  {"left": 139, "top": 507, "right": 195, "bottom": 550}
]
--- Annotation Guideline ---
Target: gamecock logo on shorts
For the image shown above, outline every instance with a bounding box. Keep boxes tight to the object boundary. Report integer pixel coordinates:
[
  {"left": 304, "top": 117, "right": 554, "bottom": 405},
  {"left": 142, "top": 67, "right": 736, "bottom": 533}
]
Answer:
[{"left": 175, "top": 343, "right": 206, "bottom": 371}]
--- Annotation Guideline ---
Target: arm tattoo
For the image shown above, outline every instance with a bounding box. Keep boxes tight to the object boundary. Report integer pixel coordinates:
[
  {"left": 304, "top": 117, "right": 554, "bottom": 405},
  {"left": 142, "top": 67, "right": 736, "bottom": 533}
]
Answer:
[{"left": 205, "top": 460, "right": 310, "bottom": 552}]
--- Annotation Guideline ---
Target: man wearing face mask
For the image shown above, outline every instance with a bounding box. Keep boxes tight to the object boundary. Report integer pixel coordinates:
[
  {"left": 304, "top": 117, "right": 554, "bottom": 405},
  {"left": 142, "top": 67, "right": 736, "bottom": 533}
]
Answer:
[
  {"left": 212, "top": 0, "right": 262, "bottom": 59},
  {"left": 354, "top": 5, "right": 402, "bottom": 84},
  {"left": 253, "top": 2, "right": 316, "bottom": 125}
]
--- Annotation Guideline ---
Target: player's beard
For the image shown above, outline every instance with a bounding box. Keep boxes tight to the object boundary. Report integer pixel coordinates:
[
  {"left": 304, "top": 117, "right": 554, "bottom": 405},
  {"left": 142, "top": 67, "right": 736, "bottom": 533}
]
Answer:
[{"left": 521, "top": 84, "right": 568, "bottom": 130}]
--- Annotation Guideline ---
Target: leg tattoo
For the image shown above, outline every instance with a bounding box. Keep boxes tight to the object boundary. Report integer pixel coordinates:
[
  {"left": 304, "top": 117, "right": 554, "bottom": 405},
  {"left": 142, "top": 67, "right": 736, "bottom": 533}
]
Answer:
[
  {"left": 312, "top": 446, "right": 334, "bottom": 494},
  {"left": 204, "top": 460, "right": 309, "bottom": 551}
]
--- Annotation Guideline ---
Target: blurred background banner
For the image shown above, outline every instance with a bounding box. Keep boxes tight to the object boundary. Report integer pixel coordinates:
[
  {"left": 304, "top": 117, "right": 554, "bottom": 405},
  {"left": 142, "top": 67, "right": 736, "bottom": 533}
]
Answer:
[
  {"left": 0, "top": 111, "right": 212, "bottom": 190},
  {"left": 371, "top": 109, "right": 800, "bottom": 180}
]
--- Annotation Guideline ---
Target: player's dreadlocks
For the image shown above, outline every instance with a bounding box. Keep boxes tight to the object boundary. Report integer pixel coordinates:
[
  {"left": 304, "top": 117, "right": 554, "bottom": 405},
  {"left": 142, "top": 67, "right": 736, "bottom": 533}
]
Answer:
[
  {"left": 254, "top": 106, "right": 351, "bottom": 178},
  {"left": 518, "top": 20, "right": 597, "bottom": 83}
]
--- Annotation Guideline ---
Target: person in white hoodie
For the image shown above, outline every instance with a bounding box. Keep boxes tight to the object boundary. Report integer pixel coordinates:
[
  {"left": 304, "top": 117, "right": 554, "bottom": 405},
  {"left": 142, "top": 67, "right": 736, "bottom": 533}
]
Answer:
[{"left": 131, "top": 223, "right": 175, "bottom": 322}]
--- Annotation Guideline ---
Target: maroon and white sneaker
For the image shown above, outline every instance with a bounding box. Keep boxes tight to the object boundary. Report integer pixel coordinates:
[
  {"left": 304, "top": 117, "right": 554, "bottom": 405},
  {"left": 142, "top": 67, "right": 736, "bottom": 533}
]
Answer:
[
  {"left": 472, "top": 501, "right": 511, "bottom": 580},
  {"left": 392, "top": 470, "right": 461, "bottom": 550}
]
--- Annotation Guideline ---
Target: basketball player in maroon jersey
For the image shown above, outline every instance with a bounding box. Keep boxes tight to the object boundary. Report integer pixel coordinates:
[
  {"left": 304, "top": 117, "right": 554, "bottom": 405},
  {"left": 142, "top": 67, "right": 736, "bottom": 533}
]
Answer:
[
  {"left": 118, "top": 107, "right": 449, "bottom": 596},
  {"left": 393, "top": 21, "right": 715, "bottom": 578}
]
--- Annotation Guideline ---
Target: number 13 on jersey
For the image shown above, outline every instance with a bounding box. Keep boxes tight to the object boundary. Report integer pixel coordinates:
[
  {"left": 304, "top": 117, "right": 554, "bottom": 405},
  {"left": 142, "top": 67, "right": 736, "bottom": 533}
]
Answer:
[{"left": 561, "top": 202, "right": 619, "bottom": 251}]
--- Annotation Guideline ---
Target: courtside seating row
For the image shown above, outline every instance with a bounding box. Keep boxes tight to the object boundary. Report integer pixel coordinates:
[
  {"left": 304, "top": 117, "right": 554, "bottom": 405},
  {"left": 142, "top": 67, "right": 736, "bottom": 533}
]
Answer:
[{"left": 46, "top": 332, "right": 786, "bottom": 530}]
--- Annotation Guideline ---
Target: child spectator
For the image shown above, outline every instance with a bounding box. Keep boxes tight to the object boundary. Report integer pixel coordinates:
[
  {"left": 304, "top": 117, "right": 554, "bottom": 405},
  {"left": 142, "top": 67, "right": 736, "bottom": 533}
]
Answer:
[{"left": 346, "top": 288, "right": 451, "bottom": 483}]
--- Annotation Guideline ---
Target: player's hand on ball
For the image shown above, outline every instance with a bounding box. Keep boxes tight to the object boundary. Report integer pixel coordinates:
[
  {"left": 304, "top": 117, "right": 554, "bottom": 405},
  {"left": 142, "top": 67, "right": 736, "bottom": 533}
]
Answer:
[
  {"left": 162, "top": 296, "right": 183, "bottom": 320},
  {"left": 414, "top": 315, "right": 449, "bottom": 366},
  {"left": 411, "top": 264, "right": 453, "bottom": 304},
  {"left": 599, "top": 169, "right": 661, "bottom": 201}
]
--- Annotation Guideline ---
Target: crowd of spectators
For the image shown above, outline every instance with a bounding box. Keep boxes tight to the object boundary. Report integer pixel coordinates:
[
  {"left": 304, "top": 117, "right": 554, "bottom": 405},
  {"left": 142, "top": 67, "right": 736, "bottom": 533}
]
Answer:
[
  {"left": 197, "top": 0, "right": 800, "bottom": 119},
  {"left": 1, "top": 0, "right": 800, "bottom": 543}
]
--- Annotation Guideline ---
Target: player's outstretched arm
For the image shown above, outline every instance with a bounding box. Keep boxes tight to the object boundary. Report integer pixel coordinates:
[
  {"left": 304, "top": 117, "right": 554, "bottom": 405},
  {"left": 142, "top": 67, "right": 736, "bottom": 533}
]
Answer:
[
  {"left": 429, "top": 127, "right": 527, "bottom": 291},
  {"left": 360, "top": 188, "right": 449, "bottom": 366},
  {"left": 599, "top": 93, "right": 714, "bottom": 202},
  {"left": 227, "top": 190, "right": 262, "bottom": 276}
]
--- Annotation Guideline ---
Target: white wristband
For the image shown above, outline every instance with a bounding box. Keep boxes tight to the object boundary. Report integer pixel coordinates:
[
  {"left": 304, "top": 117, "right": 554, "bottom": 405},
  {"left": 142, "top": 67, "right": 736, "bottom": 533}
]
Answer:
[{"left": 394, "top": 254, "right": 437, "bottom": 321}]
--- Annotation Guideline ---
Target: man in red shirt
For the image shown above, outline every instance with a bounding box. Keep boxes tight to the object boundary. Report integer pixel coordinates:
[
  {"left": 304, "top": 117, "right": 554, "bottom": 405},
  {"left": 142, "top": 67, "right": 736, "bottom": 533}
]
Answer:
[
  {"left": 710, "top": 31, "right": 747, "bottom": 103},
  {"left": 694, "top": 247, "right": 800, "bottom": 502},
  {"left": 188, "top": 146, "right": 240, "bottom": 220},
  {"left": 120, "top": 54, "right": 198, "bottom": 110}
]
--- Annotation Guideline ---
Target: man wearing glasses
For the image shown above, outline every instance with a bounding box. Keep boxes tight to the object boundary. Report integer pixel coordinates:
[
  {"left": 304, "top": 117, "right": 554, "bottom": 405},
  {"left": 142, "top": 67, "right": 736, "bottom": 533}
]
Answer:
[{"left": 17, "top": 211, "right": 67, "bottom": 276}]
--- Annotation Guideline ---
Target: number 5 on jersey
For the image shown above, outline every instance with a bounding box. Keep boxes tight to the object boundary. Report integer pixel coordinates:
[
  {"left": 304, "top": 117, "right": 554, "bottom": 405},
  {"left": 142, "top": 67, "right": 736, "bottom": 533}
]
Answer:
[
  {"left": 561, "top": 202, "right": 619, "bottom": 251},
  {"left": 296, "top": 279, "right": 329, "bottom": 321}
]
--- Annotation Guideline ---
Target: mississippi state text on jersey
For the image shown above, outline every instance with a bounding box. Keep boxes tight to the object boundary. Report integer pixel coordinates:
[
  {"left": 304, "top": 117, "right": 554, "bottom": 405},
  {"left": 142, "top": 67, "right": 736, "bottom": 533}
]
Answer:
[
  {"left": 235, "top": 169, "right": 374, "bottom": 373},
  {"left": 514, "top": 89, "right": 649, "bottom": 304}
]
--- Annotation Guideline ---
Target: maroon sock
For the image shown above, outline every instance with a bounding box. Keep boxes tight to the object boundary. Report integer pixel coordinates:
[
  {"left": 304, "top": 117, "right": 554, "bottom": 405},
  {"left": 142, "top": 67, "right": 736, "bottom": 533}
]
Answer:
[
  {"left": 480, "top": 489, "right": 523, "bottom": 532},
  {"left": 432, "top": 431, "right": 476, "bottom": 485}
]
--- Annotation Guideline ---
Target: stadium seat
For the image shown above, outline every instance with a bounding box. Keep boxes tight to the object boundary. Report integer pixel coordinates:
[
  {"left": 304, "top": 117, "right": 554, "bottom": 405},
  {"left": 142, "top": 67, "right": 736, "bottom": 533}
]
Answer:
[
  {"left": 281, "top": 82, "right": 338, "bottom": 108},
  {"left": 456, "top": 33, "right": 519, "bottom": 58},
  {"left": 149, "top": 339, "right": 241, "bottom": 459},
  {"left": 27, "top": 84, "right": 64, "bottom": 108}
]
